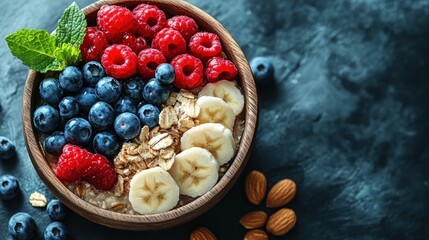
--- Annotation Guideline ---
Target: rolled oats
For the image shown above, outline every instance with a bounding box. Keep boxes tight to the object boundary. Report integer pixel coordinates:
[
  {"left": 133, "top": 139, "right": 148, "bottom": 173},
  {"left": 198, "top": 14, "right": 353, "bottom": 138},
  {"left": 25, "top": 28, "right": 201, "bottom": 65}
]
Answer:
[
  {"left": 29, "top": 192, "right": 47, "bottom": 207},
  {"left": 159, "top": 106, "right": 178, "bottom": 129}
]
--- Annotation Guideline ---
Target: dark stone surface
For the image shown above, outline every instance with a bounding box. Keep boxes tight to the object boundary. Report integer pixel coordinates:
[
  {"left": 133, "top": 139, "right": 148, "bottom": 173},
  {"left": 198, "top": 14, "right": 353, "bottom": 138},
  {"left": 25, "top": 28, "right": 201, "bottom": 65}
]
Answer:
[{"left": 1, "top": 0, "right": 429, "bottom": 239}]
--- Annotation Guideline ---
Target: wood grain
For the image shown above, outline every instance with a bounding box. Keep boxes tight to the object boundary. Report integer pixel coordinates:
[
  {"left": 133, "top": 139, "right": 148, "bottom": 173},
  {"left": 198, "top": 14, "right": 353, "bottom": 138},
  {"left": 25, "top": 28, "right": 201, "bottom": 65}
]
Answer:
[{"left": 22, "top": 0, "right": 258, "bottom": 231}]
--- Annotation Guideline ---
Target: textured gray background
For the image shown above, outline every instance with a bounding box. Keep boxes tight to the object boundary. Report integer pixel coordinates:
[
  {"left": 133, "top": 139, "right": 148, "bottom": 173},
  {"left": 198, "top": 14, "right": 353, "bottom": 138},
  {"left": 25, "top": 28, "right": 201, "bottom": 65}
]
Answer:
[{"left": 1, "top": 0, "right": 429, "bottom": 239}]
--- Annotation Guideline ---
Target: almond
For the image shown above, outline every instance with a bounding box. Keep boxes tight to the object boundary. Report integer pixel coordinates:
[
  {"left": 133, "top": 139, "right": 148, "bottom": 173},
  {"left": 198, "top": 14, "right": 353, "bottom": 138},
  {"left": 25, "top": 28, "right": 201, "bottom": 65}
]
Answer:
[
  {"left": 245, "top": 170, "right": 267, "bottom": 205},
  {"left": 266, "top": 178, "right": 296, "bottom": 208},
  {"left": 266, "top": 208, "right": 296, "bottom": 236},
  {"left": 190, "top": 227, "right": 217, "bottom": 240},
  {"left": 244, "top": 229, "right": 269, "bottom": 240},
  {"left": 240, "top": 211, "right": 268, "bottom": 229}
]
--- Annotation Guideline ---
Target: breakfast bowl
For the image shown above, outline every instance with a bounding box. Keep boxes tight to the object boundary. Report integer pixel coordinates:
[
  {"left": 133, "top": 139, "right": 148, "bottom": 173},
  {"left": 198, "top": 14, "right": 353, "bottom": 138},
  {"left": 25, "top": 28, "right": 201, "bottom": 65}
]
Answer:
[{"left": 22, "top": 0, "right": 257, "bottom": 230}]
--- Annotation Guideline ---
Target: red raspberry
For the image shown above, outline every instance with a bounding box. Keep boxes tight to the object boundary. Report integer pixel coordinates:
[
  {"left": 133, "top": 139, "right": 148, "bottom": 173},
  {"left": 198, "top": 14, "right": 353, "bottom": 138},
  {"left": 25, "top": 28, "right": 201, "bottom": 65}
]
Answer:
[
  {"left": 137, "top": 48, "right": 166, "bottom": 80},
  {"left": 101, "top": 44, "right": 138, "bottom": 79},
  {"left": 189, "top": 32, "right": 222, "bottom": 61},
  {"left": 121, "top": 33, "right": 148, "bottom": 54},
  {"left": 205, "top": 57, "right": 238, "bottom": 82},
  {"left": 167, "top": 15, "right": 199, "bottom": 41},
  {"left": 133, "top": 4, "right": 167, "bottom": 39},
  {"left": 152, "top": 28, "right": 186, "bottom": 61},
  {"left": 171, "top": 54, "right": 203, "bottom": 89},
  {"left": 97, "top": 5, "right": 136, "bottom": 42},
  {"left": 80, "top": 27, "right": 108, "bottom": 62},
  {"left": 84, "top": 161, "right": 117, "bottom": 190}
]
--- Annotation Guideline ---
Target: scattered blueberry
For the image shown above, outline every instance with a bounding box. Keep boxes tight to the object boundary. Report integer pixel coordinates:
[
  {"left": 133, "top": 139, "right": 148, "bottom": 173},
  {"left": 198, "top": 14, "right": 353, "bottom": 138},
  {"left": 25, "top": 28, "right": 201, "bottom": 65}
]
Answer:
[
  {"left": 95, "top": 77, "right": 122, "bottom": 103},
  {"left": 39, "top": 78, "right": 64, "bottom": 105},
  {"left": 44, "top": 132, "right": 66, "bottom": 155},
  {"left": 33, "top": 105, "right": 60, "bottom": 133},
  {"left": 64, "top": 118, "right": 93, "bottom": 146},
  {"left": 155, "top": 63, "right": 175, "bottom": 84},
  {"left": 44, "top": 222, "right": 68, "bottom": 240},
  {"left": 0, "top": 136, "right": 16, "bottom": 160},
  {"left": 115, "top": 96, "right": 137, "bottom": 115},
  {"left": 93, "top": 132, "right": 120, "bottom": 159},
  {"left": 114, "top": 112, "right": 141, "bottom": 139},
  {"left": 58, "top": 96, "right": 79, "bottom": 120},
  {"left": 143, "top": 78, "right": 170, "bottom": 105},
  {"left": 59, "top": 66, "right": 83, "bottom": 92},
  {"left": 249, "top": 56, "right": 274, "bottom": 85},
  {"left": 82, "top": 61, "right": 106, "bottom": 86},
  {"left": 8, "top": 212, "right": 36, "bottom": 240},
  {"left": 138, "top": 104, "right": 160, "bottom": 128},
  {"left": 123, "top": 76, "right": 144, "bottom": 102},
  {"left": 0, "top": 174, "right": 19, "bottom": 200},
  {"left": 46, "top": 199, "right": 68, "bottom": 221},
  {"left": 88, "top": 101, "right": 115, "bottom": 130},
  {"left": 75, "top": 87, "right": 98, "bottom": 114}
]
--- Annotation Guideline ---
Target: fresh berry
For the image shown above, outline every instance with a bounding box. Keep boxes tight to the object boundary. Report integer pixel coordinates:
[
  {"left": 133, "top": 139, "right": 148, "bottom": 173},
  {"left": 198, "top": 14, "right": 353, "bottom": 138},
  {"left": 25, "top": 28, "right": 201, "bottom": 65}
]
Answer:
[
  {"left": 33, "top": 105, "right": 60, "bottom": 133},
  {"left": 121, "top": 33, "right": 147, "bottom": 54},
  {"left": 80, "top": 27, "right": 108, "bottom": 62},
  {"left": 97, "top": 5, "right": 136, "bottom": 42},
  {"left": 44, "top": 222, "right": 68, "bottom": 240},
  {"left": 167, "top": 15, "right": 199, "bottom": 41},
  {"left": 8, "top": 212, "right": 36, "bottom": 240},
  {"left": 0, "top": 136, "right": 16, "bottom": 160},
  {"left": 0, "top": 174, "right": 19, "bottom": 200},
  {"left": 155, "top": 63, "right": 175, "bottom": 84},
  {"left": 137, "top": 100, "right": 147, "bottom": 110},
  {"left": 83, "top": 159, "right": 117, "bottom": 190},
  {"left": 170, "top": 54, "right": 203, "bottom": 89},
  {"left": 75, "top": 87, "right": 98, "bottom": 114},
  {"left": 189, "top": 32, "right": 222, "bottom": 61},
  {"left": 122, "top": 76, "right": 144, "bottom": 102},
  {"left": 88, "top": 101, "right": 115, "bottom": 130},
  {"left": 59, "top": 66, "right": 83, "bottom": 92},
  {"left": 93, "top": 132, "right": 120, "bottom": 159},
  {"left": 143, "top": 78, "right": 170, "bottom": 105},
  {"left": 58, "top": 96, "right": 79, "bottom": 120},
  {"left": 115, "top": 96, "right": 137, "bottom": 115},
  {"left": 138, "top": 104, "right": 160, "bottom": 128},
  {"left": 250, "top": 56, "right": 274, "bottom": 85},
  {"left": 205, "top": 56, "right": 238, "bottom": 82},
  {"left": 82, "top": 61, "right": 106, "bottom": 86},
  {"left": 44, "top": 132, "right": 66, "bottom": 155},
  {"left": 137, "top": 48, "right": 166, "bottom": 80},
  {"left": 46, "top": 199, "right": 68, "bottom": 221},
  {"left": 96, "top": 77, "right": 122, "bottom": 103},
  {"left": 152, "top": 28, "right": 186, "bottom": 60},
  {"left": 64, "top": 118, "right": 93, "bottom": 146},
  {"left": 39, "top": 78, "right": 64, "bottom": 105},
  {"left": 132, "top": 4, "right": 167, "bottom": 39},
  {"left": 114, "top": 112, "right": 141, "bottom": 140},
  {"left": 101, "top": 44, "right": 138, "bottom": 79}
]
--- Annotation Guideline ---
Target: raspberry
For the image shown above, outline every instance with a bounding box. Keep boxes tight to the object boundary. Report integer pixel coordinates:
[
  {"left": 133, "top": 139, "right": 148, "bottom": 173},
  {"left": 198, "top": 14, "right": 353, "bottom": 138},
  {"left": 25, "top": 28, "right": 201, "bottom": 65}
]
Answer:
[
  {"left": 152, "top": 28, "right": 186, "bottom": 61},
  {"left": 205, "top": 57, "right": 238, "bottom": 82},
  {"left": 167, "top": 15, "right": 199, "bottom": 41},
  {"left": 101, "top": 44, "right": 138, "bottom": 79},
  {"left": 121, "top": 33, "right": 148, "bottom": 54},
  {"left": 189, "top": 32, "right": 222, "bottom": 61},
  {"left": 171, "top": 54, "right": 203, "bottom": 89},
  {"left": 84, "top": 161, "right": 117, "bottom": 190},
  {"left": 97, "top": 5, "right": 136, "bottom": 42},
  {"left": 80, "top": 27, "right": 108, "bottom": 62},
  {"left": 137, "top": 48, "right": 166, "bottom": 80},
  {"left": 132, "top": 4, "right": 167, "bottom": 39}
]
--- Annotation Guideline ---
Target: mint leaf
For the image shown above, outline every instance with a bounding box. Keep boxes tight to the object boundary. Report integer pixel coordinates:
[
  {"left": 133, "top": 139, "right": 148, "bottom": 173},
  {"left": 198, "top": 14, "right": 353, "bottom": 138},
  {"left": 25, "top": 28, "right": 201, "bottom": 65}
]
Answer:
[
  {"left": 56, "top": 2, "right": 86, "bottom": 48},
  {"left": 55, "top": 43, "right": 81, "bottom": 66}
]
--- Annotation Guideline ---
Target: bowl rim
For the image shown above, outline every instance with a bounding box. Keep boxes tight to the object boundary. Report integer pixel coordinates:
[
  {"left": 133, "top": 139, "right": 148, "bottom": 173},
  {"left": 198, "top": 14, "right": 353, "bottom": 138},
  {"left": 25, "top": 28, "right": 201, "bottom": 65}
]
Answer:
[{"left": 22, "top": 0, "right": 258, "bottom": 230}]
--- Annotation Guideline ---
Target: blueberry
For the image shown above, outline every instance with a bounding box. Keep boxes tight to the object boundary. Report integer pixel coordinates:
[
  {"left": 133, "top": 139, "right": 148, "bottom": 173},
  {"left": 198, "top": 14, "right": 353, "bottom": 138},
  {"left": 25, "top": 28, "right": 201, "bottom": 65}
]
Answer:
[
  {"left": 114, "top": 112, "right": 141, "bottom": 140},
  {"left": 59, "top": 66, "right": 83, "bottom": 92},
  {"left": 44, "top": 222, "right": 68, "bottom": 240},
  {"left": 82, "top": 61, "right": 106, "bottom": 86},
  {"left": 137, "top": 100, "right": 147, "bottom": 110},
  {"left": 39, "top": 78, "right": 64, "bottom": 105},
  {"left": 96, "top": 77, "right": 122, "bottom": 103},
  {"left": 250, "top": 57, "right": 274, "bottom": 85},
  {"left": 0, "top": 136, "right": 16, "bottom": 160},
  {"left": 0, "top": 174, "right": 19, "bottom": 200},
  {"left": 33, "top": 105, "right": 60, "bottom": 133},
  {"left": 123, "top": 76, "right": 144, "bottom": 102},
  {"left": 143, "top": 78, "right": 170, "bottom": 105},
  {"left": 44, "top": 132, "right": 66, "bottom": 155},
  {"left": 93, "top": 132, "right": 120, "bottom": 159},
  {"left": 58, "top": 96, "right": 79, "bottom": 120},
  {"left": 46, "top": 199, "right": 68, "bottom": 221},
  {"left": 8, "top": 212, "right": 36, "bottom": 240},
  {"left": 75, "top": 87, "right": 98, "bottom": 114},
  {"left": 88, "top": 101, "right": 115, "bottom": 130},
  {"left": 155, "top": 63, "right": 175, "bottom": 84},
  {"left": 137, "top": 104, "right": 160, "bottom": 128},
  {"left": 115, "top": 96, "right": 137, "bottom": 115},
  {"left": 64, "top": 118, "right": 92, "bottom": 146}
]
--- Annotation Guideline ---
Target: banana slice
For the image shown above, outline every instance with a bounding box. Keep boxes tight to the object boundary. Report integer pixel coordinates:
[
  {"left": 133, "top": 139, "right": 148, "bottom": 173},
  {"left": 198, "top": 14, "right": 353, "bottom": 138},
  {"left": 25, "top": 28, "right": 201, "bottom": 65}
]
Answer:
[
  {"left": 169, "top": 147, "right": 219, "bottom": 198},
  {"left": 197, "top": 96, "right": 235, "bottom": 130},
  {"left": 181, "top": 123, "right": 235, "bottom": 165},
  {"left": 129, "top": 167, "right": 179, "bottom": 214},
  {"left": 198, "top": 80, "right": 244, "bottom": 116}
]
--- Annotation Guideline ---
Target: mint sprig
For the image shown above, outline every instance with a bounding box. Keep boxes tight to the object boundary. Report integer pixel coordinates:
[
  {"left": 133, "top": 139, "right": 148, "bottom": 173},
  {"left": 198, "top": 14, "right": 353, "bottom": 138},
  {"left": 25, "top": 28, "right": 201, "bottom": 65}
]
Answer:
[{"left": 5, "top": 2, "right": 86, "bottom": 73}]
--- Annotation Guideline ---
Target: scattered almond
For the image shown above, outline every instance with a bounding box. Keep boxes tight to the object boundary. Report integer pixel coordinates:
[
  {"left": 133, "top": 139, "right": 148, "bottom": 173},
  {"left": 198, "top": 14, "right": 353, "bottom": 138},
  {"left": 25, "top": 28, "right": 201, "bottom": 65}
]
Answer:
[
  {"left": 190, "top": 227, "right": 217, "bottom": 240},
  {"left": 266, "top": 208, "right": 296, "bottom": 236},
  {"left": 29, "top": 192, "right": 47, "bottom": 207},
  {"left": 240, "top": 211, "right": 267, "bottom": 229},
  {"left": 245, "top": 170, "right": 267, "bottom": 205},
  {"left": 244, "top": 229, "right": 269, "bottom": 240},
  {"left": 266, "top": 178, "right": 296, "bottom": 208}
]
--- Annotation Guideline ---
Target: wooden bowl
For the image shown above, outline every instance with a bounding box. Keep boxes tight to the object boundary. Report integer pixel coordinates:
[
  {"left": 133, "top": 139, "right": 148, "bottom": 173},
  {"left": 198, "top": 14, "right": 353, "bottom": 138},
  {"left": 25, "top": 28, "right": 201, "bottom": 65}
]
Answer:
[{"left": 22, "top": 0, "right": 257, "bottom": 231}]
